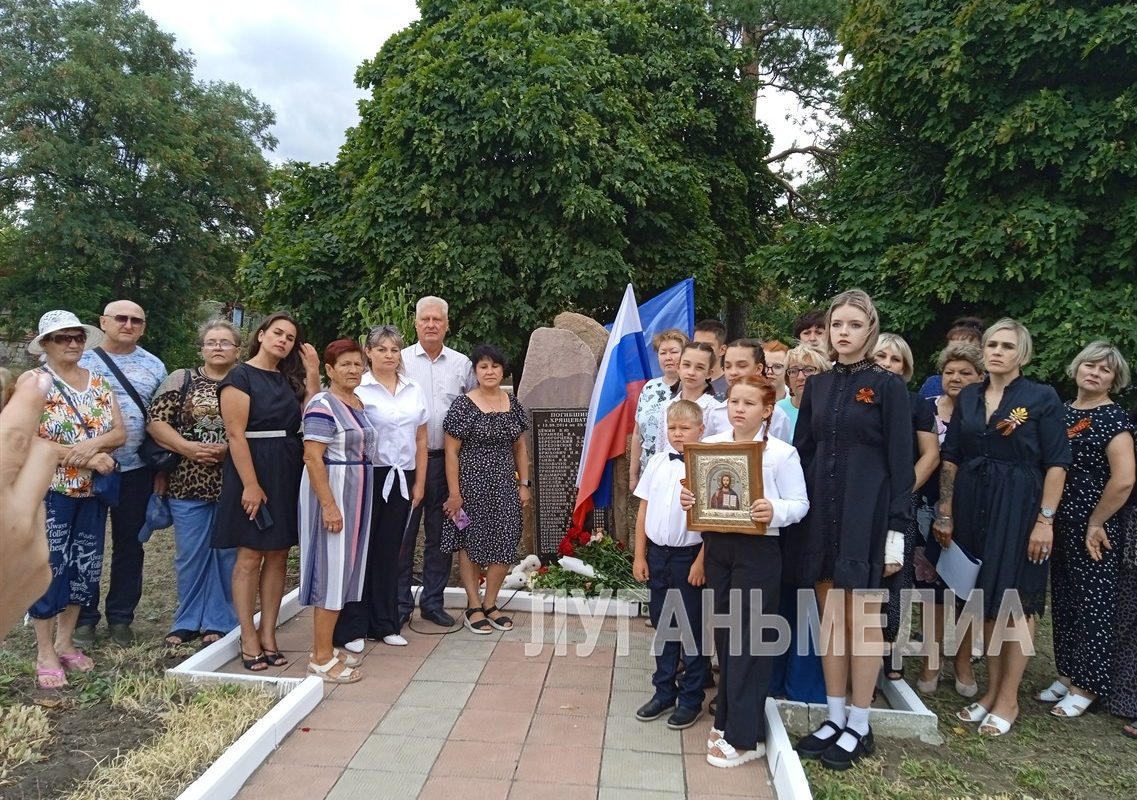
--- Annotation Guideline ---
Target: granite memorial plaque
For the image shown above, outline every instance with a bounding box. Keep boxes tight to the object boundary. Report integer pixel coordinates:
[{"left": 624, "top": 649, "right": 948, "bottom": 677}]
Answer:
[{"left": 531, "top": 408, "right": 612, "bottom": 554}]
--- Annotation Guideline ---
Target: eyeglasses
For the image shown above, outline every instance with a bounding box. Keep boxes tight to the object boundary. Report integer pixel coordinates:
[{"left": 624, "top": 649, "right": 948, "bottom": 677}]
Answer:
[
  {"left": 109, "top": 314, "right": 146, "bottom": 326},
  {"left": 47, "top": 331, "right": 87, "bottom": 346},
  {"left": 764, "top": 363, "right": 786, "bottom": 374},
  {"left": 202, "top": 340, "right": 238, "bottom": 350},
  {"left": 786, "top": 366, "right": 820, "bottom": 378}
]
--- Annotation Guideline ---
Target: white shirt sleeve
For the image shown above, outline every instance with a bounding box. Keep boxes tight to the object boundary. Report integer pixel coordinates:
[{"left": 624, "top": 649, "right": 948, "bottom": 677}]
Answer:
[
  {"left": 767, "top": 444, "right": 810, "bottom": 529},
  {"left": 768, "top": 404, "right": 792, "bottom": 443}
]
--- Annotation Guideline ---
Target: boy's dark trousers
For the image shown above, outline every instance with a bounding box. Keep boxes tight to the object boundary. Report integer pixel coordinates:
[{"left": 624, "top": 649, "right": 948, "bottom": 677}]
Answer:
[{"left": 647, "top": 541, "right": 709, "bottom": 712}]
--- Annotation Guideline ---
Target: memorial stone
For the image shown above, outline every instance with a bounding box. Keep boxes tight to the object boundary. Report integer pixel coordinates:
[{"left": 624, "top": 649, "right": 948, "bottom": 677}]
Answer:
[
  {"left": 515, "top": 327, "right": 597, "bottom": 409},
  {"left": 553, "top": 311, "right": 609, "bottom": 368}
]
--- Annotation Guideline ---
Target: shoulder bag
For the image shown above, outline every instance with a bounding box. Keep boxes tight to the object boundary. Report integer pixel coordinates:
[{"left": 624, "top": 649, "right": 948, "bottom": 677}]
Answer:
[{"left": 94, "top": 348, "right": 189, "bottom": 473}]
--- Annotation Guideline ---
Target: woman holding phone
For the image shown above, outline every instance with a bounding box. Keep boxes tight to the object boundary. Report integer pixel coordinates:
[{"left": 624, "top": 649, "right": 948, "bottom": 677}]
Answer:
[{"left": 213, "top": 312, "right": 320, "bottom": 671}]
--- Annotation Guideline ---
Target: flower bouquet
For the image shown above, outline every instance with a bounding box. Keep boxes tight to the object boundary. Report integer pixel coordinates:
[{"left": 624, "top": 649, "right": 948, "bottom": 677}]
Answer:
[{"left": 529, "top": 525, "right": 645, "bottom": 600}]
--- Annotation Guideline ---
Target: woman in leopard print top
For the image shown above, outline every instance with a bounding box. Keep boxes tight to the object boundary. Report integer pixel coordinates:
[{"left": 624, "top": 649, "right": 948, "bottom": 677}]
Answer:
[{"left": 147, "top": 320, "right": 242, "bottom": 647}]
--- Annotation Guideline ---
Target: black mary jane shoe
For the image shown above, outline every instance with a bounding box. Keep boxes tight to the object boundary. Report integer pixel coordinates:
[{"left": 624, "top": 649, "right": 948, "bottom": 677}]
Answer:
[
  {"left": 819, "top": 726, "right": 875, "bottom": 771},
  {"left": 796, "top": 720, "right": 844, "bottom": 759},
  {"left": 635, "top": 698, "right": 676, "bottom": 721}
]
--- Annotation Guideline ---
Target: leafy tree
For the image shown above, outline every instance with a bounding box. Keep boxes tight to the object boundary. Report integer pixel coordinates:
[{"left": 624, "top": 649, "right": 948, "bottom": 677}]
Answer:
[
  {"left": 0, "top": 0, "right": 275, "bottom": 362},
  {"left": 244, "top": 0, "right": 778, "bottom": 360},
  {"left": 755, "top": 0, "right": 1137, "bottom": 380}
]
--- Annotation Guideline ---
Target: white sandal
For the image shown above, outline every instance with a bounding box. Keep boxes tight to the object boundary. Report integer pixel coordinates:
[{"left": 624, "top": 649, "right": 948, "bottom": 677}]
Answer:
[
  {"left": 956, "top": 702, "right": 989, "bottom": 723},
  {"left": 978, "top": 712, "right": 1013, "bottom": 737},
  {"left": 706, "top": 727, "right": 723, "bottom": 749},
  {"left": 309, "top": 649, "right": 362, "bottom": 668},
  {"left": 706, "top": 737, "right": 765, "bottom": 768},
  {"left": 1036, "top": 679, "right": 1069, "bottom": 703},
  {"left": 1051, "top": 692, "right": 1094, "bottom": 718},
  {"left": 308, "top": 657, "right": 361, "bottom": 684}
]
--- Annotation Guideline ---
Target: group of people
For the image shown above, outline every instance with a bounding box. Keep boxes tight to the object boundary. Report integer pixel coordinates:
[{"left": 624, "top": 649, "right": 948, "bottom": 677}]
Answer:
[
  {"left": 629, "top": 290, "right": 1135, "bottom": 770},
  {"left": 16, "top": 297, "right": 532, "bottom": 687},
  {"left": 9, "top": 285, "right": 1135, "bottom": 777}
]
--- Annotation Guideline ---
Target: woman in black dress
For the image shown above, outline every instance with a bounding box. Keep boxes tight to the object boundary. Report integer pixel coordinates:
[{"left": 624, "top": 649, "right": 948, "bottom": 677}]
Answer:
[
  {"left": 791, "top": 291, "right": 914, "bottom": 770},
  {"left": 933, "top": 318, "right": 1071, "bottom": 737},
  {"left": 214, "top": 312, "right": 320, "bottom": 670},
  {"left": 441, "top": 344, "right": 530, "bottom": 634},
  {"left": 1044, "top": 343, "right": 1134, "bottom": 718},
  {"left": 1113, "top": 403, "right": 1137, "bottom": 739}
]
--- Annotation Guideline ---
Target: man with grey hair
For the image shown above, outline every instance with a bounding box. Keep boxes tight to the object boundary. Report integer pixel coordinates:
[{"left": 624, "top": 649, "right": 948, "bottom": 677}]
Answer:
[
  {"left": 76, "top": 300, "right": 166, "bottom": 646},
  {"left": 399, "top": 296, "right": 474, "bottom": 627}
]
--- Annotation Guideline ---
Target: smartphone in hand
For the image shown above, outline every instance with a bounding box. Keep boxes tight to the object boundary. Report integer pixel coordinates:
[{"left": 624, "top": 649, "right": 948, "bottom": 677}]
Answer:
[
  {"left": 254, "top": 504, "right": 274, "bottom": 531},
  {"left": 454, "top": 508, "right": 470, "bottom": 531}
]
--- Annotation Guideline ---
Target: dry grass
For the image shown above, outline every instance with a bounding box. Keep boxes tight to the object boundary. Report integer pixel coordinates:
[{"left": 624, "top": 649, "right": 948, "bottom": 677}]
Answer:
[
  {"left": 0, "top": 704, "right": 52, "bottom": 782},
  {"left": 62, "top": 683, "right": 273, "bottom": 800}
]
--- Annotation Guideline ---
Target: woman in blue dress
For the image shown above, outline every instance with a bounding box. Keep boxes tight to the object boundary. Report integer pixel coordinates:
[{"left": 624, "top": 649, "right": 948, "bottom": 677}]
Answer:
[{"left": 933, "top": 318, "right": 1071, "bottom": 737}]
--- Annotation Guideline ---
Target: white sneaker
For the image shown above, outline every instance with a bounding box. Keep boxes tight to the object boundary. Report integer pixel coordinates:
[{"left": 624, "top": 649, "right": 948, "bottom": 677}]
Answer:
[
  {"left": 382, "top": 634, "right": 408, "bottom": 647},
  {"left": 344, "top": 638, "right": 366, "bottom": 653}
]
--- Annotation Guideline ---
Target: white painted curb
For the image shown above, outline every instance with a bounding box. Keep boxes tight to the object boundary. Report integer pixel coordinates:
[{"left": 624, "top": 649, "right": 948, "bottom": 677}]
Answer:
[
  {"left": 436, "top": 585, "right": 644, "bottom": 617},
  {"left": 765, "top": 697, "right": 813, "bottom": 800},
  {"left": 167, "top": 587, "right": 317, "bottom": 800}
]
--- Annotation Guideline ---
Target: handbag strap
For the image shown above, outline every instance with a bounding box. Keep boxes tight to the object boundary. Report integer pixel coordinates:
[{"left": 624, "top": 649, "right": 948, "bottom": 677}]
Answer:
[
  {"left": 46, "top": 370, "right": 95, "bottom": 438},
  {"left": 169, "top": 367, "right": 193, "bottom": 429},
  {"left": 93, "top": 347, "right": 150, "bottom": 421}
]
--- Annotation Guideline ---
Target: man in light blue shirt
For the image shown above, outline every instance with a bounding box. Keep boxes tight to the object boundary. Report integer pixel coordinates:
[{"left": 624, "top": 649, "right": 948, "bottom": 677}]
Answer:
[{"left": 76, "top": 300, "right": 166, "bottom": 646}]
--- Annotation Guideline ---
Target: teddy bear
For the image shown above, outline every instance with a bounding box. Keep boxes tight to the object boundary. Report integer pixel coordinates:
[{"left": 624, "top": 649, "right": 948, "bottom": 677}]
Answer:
[{"left": 500, "top": 554, "right": 543, "bottom": 590}]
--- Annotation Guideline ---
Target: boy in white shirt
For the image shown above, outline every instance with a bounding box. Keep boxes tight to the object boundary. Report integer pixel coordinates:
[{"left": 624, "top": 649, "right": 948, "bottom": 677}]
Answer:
[{"left": 633, "top": 400, "right": 710, "bottom": 730}]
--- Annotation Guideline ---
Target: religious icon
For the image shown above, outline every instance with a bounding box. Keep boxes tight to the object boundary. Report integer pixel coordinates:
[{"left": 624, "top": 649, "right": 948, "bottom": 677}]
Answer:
[{"left": 683, "top": 441, "right": 766, "bottom": 534}]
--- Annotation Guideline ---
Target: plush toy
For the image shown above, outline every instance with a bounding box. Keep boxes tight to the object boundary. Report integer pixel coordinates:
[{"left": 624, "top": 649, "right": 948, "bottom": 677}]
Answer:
[{"left": 501, "top": 554, "right": 543, "bottom": 590}]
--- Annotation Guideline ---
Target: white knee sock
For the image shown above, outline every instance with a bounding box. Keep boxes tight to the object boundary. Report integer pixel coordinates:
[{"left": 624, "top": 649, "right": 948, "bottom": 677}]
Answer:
[
  {"left": 826, "top": 695, "right": 847, "bottom": 728},
  {"left": 836, "top": 705, "right": 871, "bottom": 752}
]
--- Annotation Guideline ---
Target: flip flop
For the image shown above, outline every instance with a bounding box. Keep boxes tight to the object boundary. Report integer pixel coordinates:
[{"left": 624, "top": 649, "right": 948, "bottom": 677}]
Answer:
[
  {"left": 1122, "top": 720, "right": 1137, "bottom": 740},
  {"left": 1051, "top": 692, "right": 1094, "bottom": 718},
  {"left": 164, "top": 629, "right": 200, "bottom": 648},
  {"left": 57, "top": 649, "right": 94, "bottom": 673},
  {"left": 36, "top": 666, "right": 68, "bottom": 690},
  {"left": 200, "top": 630, "right": 225, "bottom": 646}
]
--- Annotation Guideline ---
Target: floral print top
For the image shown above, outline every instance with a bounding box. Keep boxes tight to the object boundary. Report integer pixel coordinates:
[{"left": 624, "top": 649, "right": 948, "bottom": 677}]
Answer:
[
  {"left": 634, "top": 377, "right": 678, "bottom": 474},
  {"left": 38, "top": 367, "right": 117, "bottom": 497}
]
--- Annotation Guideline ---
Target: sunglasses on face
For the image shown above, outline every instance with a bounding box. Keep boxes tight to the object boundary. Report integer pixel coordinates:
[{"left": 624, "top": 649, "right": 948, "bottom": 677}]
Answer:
[
  {"left": 48, "top": 331, "right": 87, "bottom": 346},
  {"left": 109, "top": 314, "right": 146, "bottom": 326},
  {"left": 786, "top": 366, "right": 820, "bottom": 378}
]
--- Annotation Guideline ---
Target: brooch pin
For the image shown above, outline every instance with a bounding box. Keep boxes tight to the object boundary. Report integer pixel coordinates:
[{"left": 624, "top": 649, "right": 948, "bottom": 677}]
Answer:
[
  {"left": 996, "top": 406, "right": 1029, "bottom": 436},
  {"left": 1067, "top": 418, "right": 1092, "bottom": 439},
  {"left": 855, "top": 387, "right": 875, "bottom": 404}
]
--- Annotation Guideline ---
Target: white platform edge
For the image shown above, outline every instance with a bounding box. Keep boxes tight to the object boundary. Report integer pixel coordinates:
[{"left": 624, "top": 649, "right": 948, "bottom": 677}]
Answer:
[{"left": 765, "top": 697, "right": 813, "bottom": 800}]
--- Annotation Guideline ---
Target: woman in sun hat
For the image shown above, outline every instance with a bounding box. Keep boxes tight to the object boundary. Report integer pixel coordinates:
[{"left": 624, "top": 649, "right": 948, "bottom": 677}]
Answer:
[{"left": 21, "top": 310, "right": 126, "bottom": 689}]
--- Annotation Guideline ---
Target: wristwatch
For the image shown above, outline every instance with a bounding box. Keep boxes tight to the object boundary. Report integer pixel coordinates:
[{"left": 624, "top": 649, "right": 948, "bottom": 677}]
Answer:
[{"left": 1040, "top": 506, "right": 1056, "bottom": 519}]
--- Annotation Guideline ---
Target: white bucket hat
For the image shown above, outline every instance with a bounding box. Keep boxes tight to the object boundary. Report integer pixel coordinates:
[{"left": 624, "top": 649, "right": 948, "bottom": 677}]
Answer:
[{"left": 27, "top": 310, "right": 104, "bottom": 355}]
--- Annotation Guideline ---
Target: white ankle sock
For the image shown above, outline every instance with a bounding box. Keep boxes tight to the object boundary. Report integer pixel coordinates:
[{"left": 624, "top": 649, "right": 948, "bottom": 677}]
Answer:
[
  {"left": 836, "top": 705, "right": 870, "bottom": 752},
  {"left": 826, "top": 695, "right": 847, "bottom": 729}
]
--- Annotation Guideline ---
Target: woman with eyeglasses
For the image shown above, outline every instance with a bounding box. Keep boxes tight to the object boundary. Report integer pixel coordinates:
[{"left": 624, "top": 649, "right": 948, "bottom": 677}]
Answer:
[
  {"left": 146, "top": 320, "right": 243, "bottom": 648},
  {"left": 21, "top": 310, "right": 125, "bottom": 688},
  {"left": 333, "top": 325, "right": 427, "bottom": 653},
  {"left": 779, "top": 345, "right": 832, "bottom": 437}
]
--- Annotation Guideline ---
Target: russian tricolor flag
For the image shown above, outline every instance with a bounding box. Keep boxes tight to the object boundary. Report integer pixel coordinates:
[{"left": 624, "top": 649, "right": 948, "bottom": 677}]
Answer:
[{"left": 572, "top": 284, "right": 653, "bottom": 528}]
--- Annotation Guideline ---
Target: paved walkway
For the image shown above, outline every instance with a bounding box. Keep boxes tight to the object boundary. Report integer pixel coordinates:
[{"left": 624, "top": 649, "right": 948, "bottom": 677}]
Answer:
[{"left": 228, "top": 607, "right": 774, "bottom": 799}]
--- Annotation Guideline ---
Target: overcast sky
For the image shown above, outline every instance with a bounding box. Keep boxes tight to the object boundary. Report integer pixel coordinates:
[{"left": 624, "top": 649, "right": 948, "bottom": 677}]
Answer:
[{"left": 139, "top": 0, "right": 802, "bottom": 168}]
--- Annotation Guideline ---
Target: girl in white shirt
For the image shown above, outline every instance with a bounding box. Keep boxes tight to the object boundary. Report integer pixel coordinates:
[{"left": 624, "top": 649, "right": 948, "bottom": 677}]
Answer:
[
  {"left": 707, "top": 339, "right": 793, "bottom": 442},
  {"left": 699, "top": 375, "right": 809, "bottom": 768},
  {"left": 655, "top": 342, "right": 723, "bottom": 452}
]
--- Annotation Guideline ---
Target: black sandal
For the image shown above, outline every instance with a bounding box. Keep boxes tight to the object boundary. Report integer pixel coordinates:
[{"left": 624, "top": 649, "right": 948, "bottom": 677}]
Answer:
[
  {"left": 883, "top": 653, "right": 904, "bottom": 681},
  {"left": 262, "top": 650, "right": 288, "bottom": 667},
  {"left": 241, "top": 651, "right": 268, "bottom": 672},
  {"left": 463, "top": 607, "right": 493, "bottom": 635},
  {"left": 482, "top": 605, "right": 513, "bottom": 631},
  {"left": 200, "top": 630, "right": 225, "bottom": 646},
  {"left": 164, "top": 629, "right": 199, "bottom": 648}
]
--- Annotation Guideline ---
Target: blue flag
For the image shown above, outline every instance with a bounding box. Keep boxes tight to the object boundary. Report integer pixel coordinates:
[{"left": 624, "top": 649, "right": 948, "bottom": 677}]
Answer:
[{"left": 608, "top": 278, "right": 695, "bottom": 378}]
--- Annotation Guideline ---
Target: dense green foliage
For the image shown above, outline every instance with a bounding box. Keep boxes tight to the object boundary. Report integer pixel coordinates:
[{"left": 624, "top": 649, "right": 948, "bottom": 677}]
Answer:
[
  {"left": 0, "top": 0, "right": 275, "bottom": 362},
  {"left": 755, "top": 0, "right": 1137, "bottom": 381},
  {"left": 241, "top": 0, "right": 778, "bottom": 358}
]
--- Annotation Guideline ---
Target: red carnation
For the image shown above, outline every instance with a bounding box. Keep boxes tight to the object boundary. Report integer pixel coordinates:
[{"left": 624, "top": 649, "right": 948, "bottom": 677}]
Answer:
[
  {"left": 616, "top": 541, "right": 626, "bottom": 551},
  {"left": 558, "top": 538, "right": 575, "bottom": 557},
  {"left": 537, "top": 566, "right": 549, "bottom": 575},
  {"left": 575, "top": 529, "right": 591, "bottom": 545}
]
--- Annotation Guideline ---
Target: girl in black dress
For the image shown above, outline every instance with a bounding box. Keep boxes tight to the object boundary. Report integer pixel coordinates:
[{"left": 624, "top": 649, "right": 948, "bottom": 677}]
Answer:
[
  {"left": 791, "top": 291, "right": 913, "bottom": 770},
  {"left": 1045, "top": 343, "right": 1134, "bottom": 719},
  {"left": 214, "top": 312, "right": 320, "bottom": 670},
  {"left": 933, "top": 319, "right": 1071, "bottom": 737}
]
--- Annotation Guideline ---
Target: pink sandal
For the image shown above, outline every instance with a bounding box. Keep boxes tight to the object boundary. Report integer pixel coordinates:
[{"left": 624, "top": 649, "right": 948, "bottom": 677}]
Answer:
[
  {"left": 36, "top": 666, "right": 68, "bottom": 690},
  {"left": 58, "top": 649, "right": 94, "bottom": 673}
]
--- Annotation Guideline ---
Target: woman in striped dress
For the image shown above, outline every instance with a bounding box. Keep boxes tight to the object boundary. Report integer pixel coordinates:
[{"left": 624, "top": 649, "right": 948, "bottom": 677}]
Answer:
[{"left": 299, "top": 339, "right": 376, "bottom": 683}]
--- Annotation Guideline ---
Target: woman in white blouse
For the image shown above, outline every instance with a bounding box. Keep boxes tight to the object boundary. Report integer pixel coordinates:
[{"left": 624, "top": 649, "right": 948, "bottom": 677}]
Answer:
[{"left": 335, "top": 325, "right": 428, "bottom": 651}]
